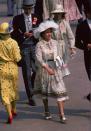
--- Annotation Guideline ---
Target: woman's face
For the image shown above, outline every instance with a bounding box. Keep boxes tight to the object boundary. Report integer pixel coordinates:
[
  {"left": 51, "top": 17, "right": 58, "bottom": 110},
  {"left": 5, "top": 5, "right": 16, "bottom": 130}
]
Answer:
[
  {"left": 42, "top": 28, "right": 52, "bottom": 41},
  {"left": 54, "top": 13, "right": 63, "bottom": 20}
]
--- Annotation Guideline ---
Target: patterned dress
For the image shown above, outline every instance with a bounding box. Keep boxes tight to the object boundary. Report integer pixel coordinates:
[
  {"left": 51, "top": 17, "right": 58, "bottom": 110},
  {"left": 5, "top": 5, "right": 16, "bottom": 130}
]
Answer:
[
  {"left": 43, "top": 0, "right": 61, "bottom": 19},
  {"left": 0, "top": 36, "right": 21, "bottom": 105},
  {"left": 43, "top": 0, "right": 81, "bottom": 21},
  {"left": 63, "top": 0, "right": 82, "bottom": 21},
  {"left": 34, "top": 39, "right": 69, "bottom": 101},
  {"left": 53, "top": 19, "right": 75, "bottom": 64}
]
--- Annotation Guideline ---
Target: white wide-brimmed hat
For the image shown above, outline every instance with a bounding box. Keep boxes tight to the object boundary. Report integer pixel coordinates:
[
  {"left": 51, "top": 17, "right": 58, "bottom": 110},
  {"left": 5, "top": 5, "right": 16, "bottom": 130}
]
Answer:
[
  {"left": 34, "top": 20, "right": 58, "bottom": 38},
  {"left": 51, "top": 4, "right": 66, "bottom": 14}
]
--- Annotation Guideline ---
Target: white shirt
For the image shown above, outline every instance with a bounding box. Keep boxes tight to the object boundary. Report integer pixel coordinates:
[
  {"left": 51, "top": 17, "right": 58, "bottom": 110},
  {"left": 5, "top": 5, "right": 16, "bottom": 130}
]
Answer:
[
  {"left": 24, "top": 14, "right": 32, "bottom": 32},
  {"left": 87, "top": 19, "right": 91, "bottom": 30}
]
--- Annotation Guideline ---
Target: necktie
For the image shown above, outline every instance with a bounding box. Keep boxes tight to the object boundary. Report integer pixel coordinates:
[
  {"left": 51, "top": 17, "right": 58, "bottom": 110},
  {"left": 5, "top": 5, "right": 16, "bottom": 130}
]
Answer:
[{"left": 27, "top": 16, "right": 32, "bottom": 32}]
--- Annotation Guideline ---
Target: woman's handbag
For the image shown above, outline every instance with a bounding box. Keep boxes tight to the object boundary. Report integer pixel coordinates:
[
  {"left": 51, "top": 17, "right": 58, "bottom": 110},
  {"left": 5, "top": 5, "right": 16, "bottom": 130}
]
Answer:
[
  {"left": 55, "top": 56, "right": 70, "bottom": 77},
  {"left": 61, "top": 64, "right": 70, "bottom": 77}
]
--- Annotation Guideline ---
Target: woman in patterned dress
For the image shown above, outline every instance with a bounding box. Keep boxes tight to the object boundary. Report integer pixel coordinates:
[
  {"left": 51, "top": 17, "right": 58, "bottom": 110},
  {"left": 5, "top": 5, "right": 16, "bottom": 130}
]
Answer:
[
  {"left": 0, "top": 22, "right": 21, "bottom": 124},
  {"left": 42, "top": 0, "right": 81, "bottom": 21},
  {"left": 62, "top": 0, "right": 82, "bottom": 21},
  {"left": 51, "top": 4, "right": 76, "bottom": 77},
  {"left": 34, "top": 20, "right": 69, "bottom": 123}
]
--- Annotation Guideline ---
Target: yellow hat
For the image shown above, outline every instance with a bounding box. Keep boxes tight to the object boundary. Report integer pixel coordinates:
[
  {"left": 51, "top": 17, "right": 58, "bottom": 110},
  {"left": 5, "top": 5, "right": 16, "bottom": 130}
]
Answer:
[{"left": 0, "top": 22, "right": 10, "bottom": 34}]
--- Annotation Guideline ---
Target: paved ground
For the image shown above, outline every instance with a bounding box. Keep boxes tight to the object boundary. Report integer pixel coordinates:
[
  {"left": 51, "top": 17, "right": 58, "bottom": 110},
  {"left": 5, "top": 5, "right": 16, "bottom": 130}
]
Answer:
[
  {"left": 0, "top": 2, "right": 91, "bottom": 131},
  {"left": 0, "top": 46, "right": 91, "bottom": 131}
]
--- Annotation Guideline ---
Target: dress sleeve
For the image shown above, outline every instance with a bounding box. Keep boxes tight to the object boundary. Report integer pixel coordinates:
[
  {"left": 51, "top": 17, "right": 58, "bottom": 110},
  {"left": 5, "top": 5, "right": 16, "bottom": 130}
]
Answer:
[
  {"left": 12, "top": 40, "right": 21, "bottom": 62},
  {"left": 35, "top": 42, "right": 46, "bottom": 67},
  {"left": 65, "top": 21, "right": 75, "bottom": 48}
]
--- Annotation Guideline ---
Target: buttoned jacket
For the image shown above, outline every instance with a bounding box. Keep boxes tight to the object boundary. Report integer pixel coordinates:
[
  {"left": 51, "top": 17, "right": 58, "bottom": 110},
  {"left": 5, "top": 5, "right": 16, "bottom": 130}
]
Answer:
[
  {"left": 75, "top": 20, "right": 91, "bottom": 80},
  {"left": 11, "top": 13, "right": 39, "bottom": 49}
]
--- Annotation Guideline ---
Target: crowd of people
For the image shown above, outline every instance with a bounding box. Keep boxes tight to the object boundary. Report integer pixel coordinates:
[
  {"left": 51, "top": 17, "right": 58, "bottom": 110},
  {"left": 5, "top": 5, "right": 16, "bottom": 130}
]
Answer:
[{"left": 0, "top": 0, "right": 91, "bottom": 124}]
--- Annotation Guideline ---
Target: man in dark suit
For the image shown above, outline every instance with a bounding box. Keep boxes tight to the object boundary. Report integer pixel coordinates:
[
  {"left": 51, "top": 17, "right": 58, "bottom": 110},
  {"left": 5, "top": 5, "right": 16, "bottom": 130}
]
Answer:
[
  {"left": 34, "top": 0, "right": 43, "bottom": 24},
  {"left": 11, "top": 0, "right": 39, "bottom": 106},
  {"left": 75, "top": 8, "right": 91, "bottom": 102},
  {"left": 75, "top": 0, "right": 91, "bottom": 23},
  {"left": 7, "top": 0, "right": 15, "bottom": 16}
]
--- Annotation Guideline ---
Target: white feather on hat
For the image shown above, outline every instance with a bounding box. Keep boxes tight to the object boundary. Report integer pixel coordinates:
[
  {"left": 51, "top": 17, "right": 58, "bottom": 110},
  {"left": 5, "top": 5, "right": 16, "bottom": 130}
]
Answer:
[{"left": 34, "top": 20, "right": 58, "bottom": 38}]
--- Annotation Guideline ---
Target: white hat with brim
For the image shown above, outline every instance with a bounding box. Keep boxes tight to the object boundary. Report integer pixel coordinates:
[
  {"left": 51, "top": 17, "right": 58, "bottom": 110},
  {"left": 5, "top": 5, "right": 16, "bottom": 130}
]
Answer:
[
  {"left": 51, "top": 4, "right": 66, "bottom": 14},
  {"left": 34, "top": 20, "right": 58, "bottom": 38}
]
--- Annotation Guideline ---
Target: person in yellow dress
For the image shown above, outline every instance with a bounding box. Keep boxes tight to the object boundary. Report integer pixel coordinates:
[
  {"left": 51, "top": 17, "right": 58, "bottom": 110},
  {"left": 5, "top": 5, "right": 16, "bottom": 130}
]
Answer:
[{"left": 0, "top": 22, "right": 21, "bottom": 124}]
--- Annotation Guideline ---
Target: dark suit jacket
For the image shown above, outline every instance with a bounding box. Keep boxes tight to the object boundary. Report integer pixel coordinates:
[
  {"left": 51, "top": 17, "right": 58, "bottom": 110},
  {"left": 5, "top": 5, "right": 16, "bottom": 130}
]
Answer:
[
  {"left": 34, "top": 0, "right": 43, "bottom": 24},
  {"left": 82, "top": 0, "right": 91, "bottom": 12},
  {"left": 75, "top": 20, "right": 91, "bottom": 80},
  {"left": 11, "top": 13, "right": 39, "bottom": 49},
  {"left": 75, "top": 0, "right": 91, "bottom": 14}
]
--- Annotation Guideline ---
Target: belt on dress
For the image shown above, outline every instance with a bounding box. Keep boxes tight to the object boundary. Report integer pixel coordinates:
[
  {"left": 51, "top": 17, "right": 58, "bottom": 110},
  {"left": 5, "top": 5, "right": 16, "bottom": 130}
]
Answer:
[{"left": 47, "top": 59, "right": 54, "bottom": 61}]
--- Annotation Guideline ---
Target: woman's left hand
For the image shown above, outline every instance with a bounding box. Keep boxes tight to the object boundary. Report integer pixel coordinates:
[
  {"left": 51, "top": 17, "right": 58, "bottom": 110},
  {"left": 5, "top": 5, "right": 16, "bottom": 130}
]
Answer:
[
  {"left": 43, "top": 64, "right": 55, "bottom": 75},
  {"left": 47, "top": 67, "right": 55, "bottom": 75}
]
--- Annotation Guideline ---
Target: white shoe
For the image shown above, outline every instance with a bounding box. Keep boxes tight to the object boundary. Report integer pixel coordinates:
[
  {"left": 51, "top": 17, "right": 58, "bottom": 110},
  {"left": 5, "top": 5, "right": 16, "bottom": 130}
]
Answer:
[
  {"left": 60, "top": 116, "right": 67, "bottom": 124},
  {"left": 44, "top": 112, "right": 52, "bottom": 120}
]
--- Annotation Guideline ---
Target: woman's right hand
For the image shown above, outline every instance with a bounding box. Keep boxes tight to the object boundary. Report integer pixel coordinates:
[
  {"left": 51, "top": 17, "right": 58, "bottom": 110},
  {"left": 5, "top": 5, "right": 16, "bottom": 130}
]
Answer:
[{"left": 43, "top": 64, "right": 55, "bottom": 75}]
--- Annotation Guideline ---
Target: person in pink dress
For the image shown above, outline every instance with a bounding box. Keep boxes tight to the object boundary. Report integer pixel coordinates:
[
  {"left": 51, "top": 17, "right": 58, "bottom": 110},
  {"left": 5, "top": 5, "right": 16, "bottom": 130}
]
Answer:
[
  {"left": 34, "top": 0, "right": 82, "bottom": 22},
  {"left": 63, "top": 0, "right": 82, "bottom": 21}
]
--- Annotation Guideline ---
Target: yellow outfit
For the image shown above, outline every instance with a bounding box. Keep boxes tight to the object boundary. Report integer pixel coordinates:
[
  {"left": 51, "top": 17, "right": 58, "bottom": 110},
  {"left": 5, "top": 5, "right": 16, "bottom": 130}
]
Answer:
[{"left": 0, "top": 36, "right": 21, "bottom": 105}]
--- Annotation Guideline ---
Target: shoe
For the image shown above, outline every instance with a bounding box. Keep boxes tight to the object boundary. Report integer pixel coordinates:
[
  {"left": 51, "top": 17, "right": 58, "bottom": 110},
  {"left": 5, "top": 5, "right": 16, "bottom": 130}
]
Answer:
[
  {"left": 12, "top": 111, "right": 17, "bottom": 118},
  {"left": 84, "top": 93, "right": 91, "bottom": 102},
  {"left": 6, "top": 116, "right": 13, "bottom": 124},
  {"left": 60, "top": 116, "right": 67, "bottom": 124},
  {"left": 28, "top": 99, "right": 36, "bottom": 106},
  {"left": 44, "top": 112, "right": 52, "bottom": 120}
]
